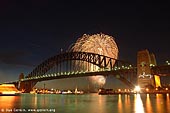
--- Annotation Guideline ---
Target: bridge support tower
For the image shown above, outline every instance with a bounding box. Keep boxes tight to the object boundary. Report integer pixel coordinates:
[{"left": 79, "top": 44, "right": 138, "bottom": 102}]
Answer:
[
  {"left": 17, "top": 73, "right": 37, "bottom": 93},
  {"left": 137, "top": 49, "right": 161, "bottom": 89}
]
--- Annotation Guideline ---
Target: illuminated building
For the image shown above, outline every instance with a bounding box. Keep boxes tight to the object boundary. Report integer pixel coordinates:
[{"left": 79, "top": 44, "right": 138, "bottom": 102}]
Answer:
[{"left": 0, "top": 84, "right": 20, "bottom": 95}]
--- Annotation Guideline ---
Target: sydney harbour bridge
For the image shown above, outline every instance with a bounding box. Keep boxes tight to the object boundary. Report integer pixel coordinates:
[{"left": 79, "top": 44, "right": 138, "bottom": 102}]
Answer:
[{"left": 3, "top": 33, "right": 170, "bottom": 93}]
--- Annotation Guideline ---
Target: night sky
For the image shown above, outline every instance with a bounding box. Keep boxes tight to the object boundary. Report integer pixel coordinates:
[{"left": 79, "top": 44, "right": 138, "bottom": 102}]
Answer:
[{"left": 0, "top": 1, "right": 170, "bottom": 89}]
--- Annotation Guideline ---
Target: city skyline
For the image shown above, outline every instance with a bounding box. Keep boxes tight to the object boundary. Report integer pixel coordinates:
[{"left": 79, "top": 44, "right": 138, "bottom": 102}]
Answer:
[{"left": 0, "top": 1, "right": 170, "bottom": 89}]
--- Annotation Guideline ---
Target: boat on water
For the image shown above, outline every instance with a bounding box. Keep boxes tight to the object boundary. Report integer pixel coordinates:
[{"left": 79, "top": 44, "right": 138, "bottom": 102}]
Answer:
[
  {"left": 0, "top": 84, "right": 21, "bottom": 96},
  {"left": 74, "top": 87, "right": 84, "bottom": 94},
  {"left": 61, "top": 87, "right": 84, "bottom": 95},
  {"left": 61, "top": 90, "right": 72, "bottom": 94}
]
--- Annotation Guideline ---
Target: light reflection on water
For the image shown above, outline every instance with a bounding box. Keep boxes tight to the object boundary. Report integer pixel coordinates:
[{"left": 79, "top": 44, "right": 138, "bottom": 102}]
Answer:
[
  {"left": 146, "top": 94, "right": 153, "bottom": 113},
  {"left": 0, "top": 96, "right": 18, "bottom": 108},
  {"left": 134, "top": 94, "right": 145, "bottom": 113},
  {"left": 118, "top": 94, "right": 123, "bottom": 113},
  {"left": 0, "top": 93, "right": 170, "bottom": 113}
]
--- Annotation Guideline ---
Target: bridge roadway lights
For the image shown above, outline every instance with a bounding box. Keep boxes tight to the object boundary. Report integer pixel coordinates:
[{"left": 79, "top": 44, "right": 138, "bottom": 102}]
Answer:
[{"left": 18, "top": 68, "right": 136, "bottom": 92}]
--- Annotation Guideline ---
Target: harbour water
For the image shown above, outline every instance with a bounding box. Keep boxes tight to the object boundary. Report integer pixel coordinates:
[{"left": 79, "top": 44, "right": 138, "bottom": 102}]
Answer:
[{"left": 0, "top": 93, "right": 170, "bottom": 113}]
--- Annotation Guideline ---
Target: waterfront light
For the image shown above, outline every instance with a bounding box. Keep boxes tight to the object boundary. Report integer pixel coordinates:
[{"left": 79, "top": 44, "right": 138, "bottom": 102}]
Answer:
[
  {"left": 134, "top": 86, "right": 141, "bottom": 92},
  {"left": 146, "top": 88, "right": 149, "bottom": 92},
  {"left": 118, "top": 89, "right": 121, "bottom": 92},
  {"left": 124, "top": 89, "right": 127, "bottom": 92}
]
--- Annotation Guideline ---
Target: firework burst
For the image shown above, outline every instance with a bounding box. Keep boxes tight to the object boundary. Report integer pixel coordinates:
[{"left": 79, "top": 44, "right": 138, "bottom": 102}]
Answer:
[{"left": 69, "top": 33, "right": 119, "bottom": 88}]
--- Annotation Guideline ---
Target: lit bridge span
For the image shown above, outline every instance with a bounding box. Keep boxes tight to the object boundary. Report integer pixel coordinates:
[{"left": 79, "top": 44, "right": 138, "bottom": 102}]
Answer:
[
  {"left": 5, "top": 52, "right": 137, "bottom": 92},
  {"left": 3, "top": 51, "right": 170, "bottom": 93}
]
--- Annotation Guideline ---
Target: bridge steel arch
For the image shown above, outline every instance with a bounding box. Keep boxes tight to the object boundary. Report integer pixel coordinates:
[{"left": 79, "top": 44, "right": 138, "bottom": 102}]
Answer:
[
  {"left": 17, "top": 52, "right": 135, "bottom": 92},
  {"left": 27, "top": 52, "right": 121, "bottom": 78}
]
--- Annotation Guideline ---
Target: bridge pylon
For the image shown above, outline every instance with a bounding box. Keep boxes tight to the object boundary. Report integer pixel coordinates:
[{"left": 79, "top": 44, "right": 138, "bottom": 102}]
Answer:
[
  {"left": 17, "top": 73, "right": 37, "bottom": 93},
  {"left": 137, "top": 49, "right": 161, "bottom": 89}
]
